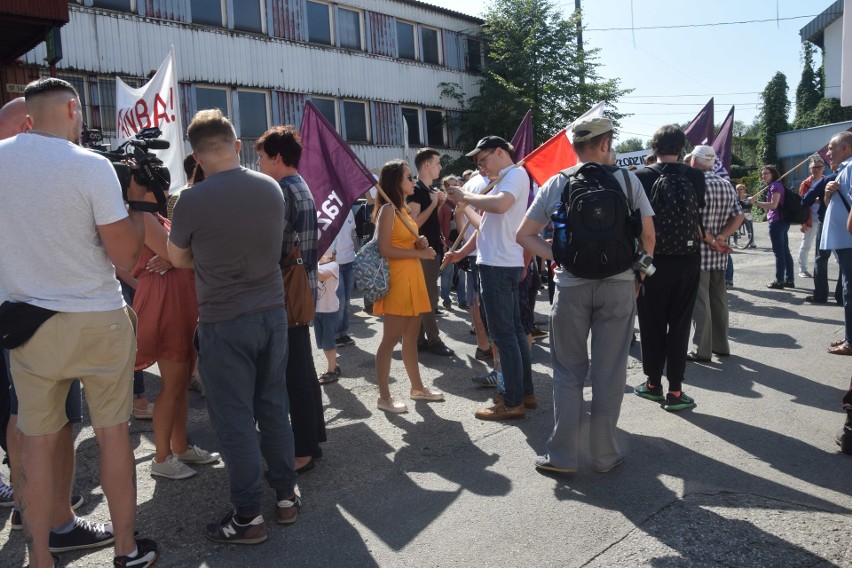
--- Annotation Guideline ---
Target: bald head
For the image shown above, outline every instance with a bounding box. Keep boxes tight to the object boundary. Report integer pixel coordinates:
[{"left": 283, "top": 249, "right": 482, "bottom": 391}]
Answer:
[{"left": 0, "top": 98, "right": 30, "bottom": 140}]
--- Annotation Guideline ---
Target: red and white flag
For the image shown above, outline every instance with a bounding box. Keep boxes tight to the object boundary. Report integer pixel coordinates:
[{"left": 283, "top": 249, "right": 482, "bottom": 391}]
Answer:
[
  {"left": 522, "top": 102, "right": 605, "bottom": 186},
  {"left": 115, "top": 46, "right": 186, "bottom": 192}
]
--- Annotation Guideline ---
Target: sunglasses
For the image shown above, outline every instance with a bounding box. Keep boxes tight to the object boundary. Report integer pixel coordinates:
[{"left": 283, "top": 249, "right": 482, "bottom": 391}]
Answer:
[
  {"left": 476, "top": 150, "right": 495, "bottom": 168},
  {"left": 406, "top": 174, "right": 416, "bottom": 181}
]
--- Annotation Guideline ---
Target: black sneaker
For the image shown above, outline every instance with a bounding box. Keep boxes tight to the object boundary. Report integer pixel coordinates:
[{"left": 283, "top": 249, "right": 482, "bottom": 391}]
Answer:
[
  {"left": 663, "top": 392, "right": 696, "bottom": 412},
  {"left": 48, "top": 516, "right": 115, "bottom": 553},
  {"left": 782, "top": 281, "right": 795, "bottom": 288},
  {"left": 836, "top": 426, "right": 852, "bottom": 455},
  {"left": 114, "top": 538, "right": 158, "bottom": 567},
  {"left": 634, "top": 381, "right": 664, "bottom": 402},
  {"left": 206, "top": 511, "right": 268, "bottom": 544},
  {"left": 767, "top": 281, "right": 784, "bottom": 289},
  {"left": 70, "top": 494, "right": 84, "bottom": 510},
  {"left": 11, "top": 508, "right": 22, "bottom": 530},
  {"left": 335, "top": 335, "right": 355, "bottom": 347}
]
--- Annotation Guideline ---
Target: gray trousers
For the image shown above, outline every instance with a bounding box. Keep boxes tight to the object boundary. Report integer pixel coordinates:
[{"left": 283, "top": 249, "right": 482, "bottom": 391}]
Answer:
[
  {"left": 691, "top": 270, "right": 730, "bottom": 359},
  {"left": 545, "top": 279, "right": 635, "bottom": 471},
  {"left": 418, "top": 257, "right": 441, "bottom": 344}
]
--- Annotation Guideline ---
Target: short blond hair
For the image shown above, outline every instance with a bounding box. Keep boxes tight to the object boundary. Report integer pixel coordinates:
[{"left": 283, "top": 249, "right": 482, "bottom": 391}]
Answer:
[{"left": 187, "top": 109, "right": 236, "bottom": 154}]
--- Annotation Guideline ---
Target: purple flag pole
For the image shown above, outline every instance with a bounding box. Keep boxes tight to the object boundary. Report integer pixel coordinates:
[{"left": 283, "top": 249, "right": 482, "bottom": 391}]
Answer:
[
  {"left": 683, "top": 97, "right": 715, "bottom": 146},
  {"left": 711, "top": 106, "right": 734, "bottom": 178},
  {"left": 299, "top": 100, "right": 378, "bottom": 255},
  {"left": 510, "top": 109, "right": 534, "bottom": 161}
]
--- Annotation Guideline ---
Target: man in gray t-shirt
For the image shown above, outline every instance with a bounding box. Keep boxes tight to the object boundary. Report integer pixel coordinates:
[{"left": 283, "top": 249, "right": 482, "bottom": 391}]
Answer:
[
  {"left": 516, "top": 117, "right": 655, "bottom": 475},
  {"left": 168, "top": 109, "right": 300, "bottom": 544}
]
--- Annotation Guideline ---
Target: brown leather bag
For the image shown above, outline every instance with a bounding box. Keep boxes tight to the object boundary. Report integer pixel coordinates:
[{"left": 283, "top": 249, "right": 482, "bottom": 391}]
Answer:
[{"left": 281, "top": 242, "right": 315, "bottom": 328}]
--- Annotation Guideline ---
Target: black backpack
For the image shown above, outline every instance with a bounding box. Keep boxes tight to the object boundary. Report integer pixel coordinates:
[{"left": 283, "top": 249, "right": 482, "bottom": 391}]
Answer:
[
  {"left": 647, "top": 163, "right": 700, "bottom": 255},
  {"left": 780, "top": 185, "right": 808, "bottom": 224},
  {"left": 551, "top": 162, "right": 640, "bottom": 279}
]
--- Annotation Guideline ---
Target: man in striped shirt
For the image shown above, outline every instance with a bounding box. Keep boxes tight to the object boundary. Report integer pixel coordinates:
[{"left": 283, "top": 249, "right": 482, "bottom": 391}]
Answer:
[{"left": 685, "top": 146, "right": 744, "bottom": 361}]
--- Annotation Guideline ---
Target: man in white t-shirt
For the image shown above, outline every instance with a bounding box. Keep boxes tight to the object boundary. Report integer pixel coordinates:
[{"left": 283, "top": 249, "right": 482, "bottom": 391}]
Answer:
[
  {"left": 445, "top": 136, "right": 533, "bottom": 421},
  {"left": 0, "top": 78, "right": 156, "bottom": 567}
]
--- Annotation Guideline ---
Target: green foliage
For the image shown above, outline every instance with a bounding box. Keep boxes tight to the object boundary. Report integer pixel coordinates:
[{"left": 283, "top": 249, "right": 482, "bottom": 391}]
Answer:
[
  {"left": 614, "top": 137, "right": 645, "bottom": 153},
  {"left": 447, "top": 0, "right": 629, "bottom": 149},
  {"left": 793, "top": 43, "right": 822, "bottom": 129},
  {"left": 795, "top": 97, "right": 852, "bottom": 129},
  {"left": 757, "top": 72, "right": 790, "bottom": 166}
]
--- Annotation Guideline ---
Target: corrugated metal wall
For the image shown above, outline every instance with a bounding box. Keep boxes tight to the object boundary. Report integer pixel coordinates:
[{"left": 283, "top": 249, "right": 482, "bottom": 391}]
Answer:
[
  {"left": 272, "top": 91, "right": 308, "bottom": 125},
  {"left": 365, "top": 11, "right": 396, "bottom": 58},
  {"left": 269, "top": 0, "right": 306, "bottom": 42},
  {"left": 370, "top": 101, "right": 402, "bottom": 146},
  {"left": 335, "top": 0, "right": 481, "bottom": 33},
  {"left": 138, "top": 0, "right": 188, "bottom": 23},
  {"left": 442, "top": 30, "right": 463, "bottom": 70},
  {"left": 23, "top": 7, "right": 478, "bottom": 109}
]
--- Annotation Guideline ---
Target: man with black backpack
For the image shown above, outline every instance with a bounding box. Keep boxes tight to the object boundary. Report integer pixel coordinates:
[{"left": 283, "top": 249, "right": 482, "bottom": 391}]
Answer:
[
  {"left": 633, "top": 125, "right": 709, "bottom": 412},
  {"left": 516, "top": 116, "right": 655, "bottom": 473}
]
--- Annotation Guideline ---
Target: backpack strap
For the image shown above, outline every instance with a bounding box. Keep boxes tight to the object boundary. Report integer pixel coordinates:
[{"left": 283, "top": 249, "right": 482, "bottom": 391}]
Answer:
[{"left": 619, "top": 168, "right": 636, "bottom": 211}]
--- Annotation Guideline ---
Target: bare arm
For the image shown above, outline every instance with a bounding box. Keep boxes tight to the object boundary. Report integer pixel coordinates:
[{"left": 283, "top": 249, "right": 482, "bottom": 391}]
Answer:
[
  {"left": 847, "top": 205, "right": 852, "bottom": 234},
  {"left": 640, "top": 215, "right": 655, "bottom": 257},
  {"left": 461, "top": 191, "right": 516, "bottom": 214},
  {"left": 516, "top": 217, "right": 552, "bottom": 260},
  {"left": 408, "top": 191, "right": 440, "bottom": 228},
  {"left": 376, "top": 205, "right": 435, "bottom": 260},
  {"left": 167, "top": 241, "right": 194, "bottom": 269},
  {"left": 97, "top": 179, "right": 148, "bottom": 272}
]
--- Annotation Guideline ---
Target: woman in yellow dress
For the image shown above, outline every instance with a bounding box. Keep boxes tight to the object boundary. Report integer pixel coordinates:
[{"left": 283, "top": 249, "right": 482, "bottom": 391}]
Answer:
[{"left": 373, "top": 160, "right": 445, "bottom": 413}]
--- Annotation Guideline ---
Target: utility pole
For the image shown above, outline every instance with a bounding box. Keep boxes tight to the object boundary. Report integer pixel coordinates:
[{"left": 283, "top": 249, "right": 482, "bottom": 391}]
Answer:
[{"left": 575, "top": 0, "right": 585, "bottom": 107}]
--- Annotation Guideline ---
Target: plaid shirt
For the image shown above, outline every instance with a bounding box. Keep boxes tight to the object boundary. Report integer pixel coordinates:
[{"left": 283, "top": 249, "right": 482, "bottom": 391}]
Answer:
[
  {"left": 700, "top": 172, "right": 743, "bottom": 271},
  {"left": 279, "top": 174, "right": 318, "bottom": 300}
]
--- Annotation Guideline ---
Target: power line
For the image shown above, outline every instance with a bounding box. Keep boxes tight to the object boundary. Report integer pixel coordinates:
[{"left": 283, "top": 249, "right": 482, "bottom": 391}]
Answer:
[
  {"left": 622, "top": 91, "right": 761, "bottom": 98},
  {"left": 586, "top": 13, "right": 824, "bottom": 32},
  {"left": 620, "top": 101, "right": 759, "bottom": 106}
]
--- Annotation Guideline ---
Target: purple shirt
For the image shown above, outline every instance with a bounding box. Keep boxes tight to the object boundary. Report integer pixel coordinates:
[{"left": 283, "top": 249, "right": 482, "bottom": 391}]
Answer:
[{"left": 766, "top": 181, "right": 785, "bottom": 223}]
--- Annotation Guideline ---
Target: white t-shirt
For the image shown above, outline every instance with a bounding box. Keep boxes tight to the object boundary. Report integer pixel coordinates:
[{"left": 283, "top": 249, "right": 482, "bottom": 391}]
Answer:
[
  {"left": 316, "top": 261, "right": 340, "bottom": 313},
  {"left": 461, "top": 174, "right": 487, "bottom": 257},
  {"left": 477, "top": 165, "right": 530, "bottom": 267},
  {"left": 333, "top": 211, "right": 356, "bottom": 264},
  {"left": 0, "top": 133, "right": 128, "bottom": 312}
]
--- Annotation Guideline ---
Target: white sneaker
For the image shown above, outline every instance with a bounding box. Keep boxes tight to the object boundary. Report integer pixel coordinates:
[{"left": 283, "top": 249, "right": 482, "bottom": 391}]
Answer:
[
  {"left": 0, "top": 473, "right": 12, "bottom": 507},
  {"left": 175, "top": 444, "right": 220, "bottom": 465},
  {"left": 799, "top": 270, "right": 812, "bottom": 278},
  {"left": 377, "top": 396, "right": 408, "bottom": 414},
  {"left": 151, "top": 455, "right": 197, "bottom": 480}
]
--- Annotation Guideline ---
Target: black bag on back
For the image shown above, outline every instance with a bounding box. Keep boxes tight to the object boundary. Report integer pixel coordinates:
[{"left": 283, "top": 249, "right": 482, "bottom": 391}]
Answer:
[
  {"left": 551, "top": 162, "right": 639, "bottom": 279},
  {"left": 780, "top": 186, "right": 808, "bottom": 224},
  {"left": 647, "top": 163, "right": 700, "bottom": 255}
]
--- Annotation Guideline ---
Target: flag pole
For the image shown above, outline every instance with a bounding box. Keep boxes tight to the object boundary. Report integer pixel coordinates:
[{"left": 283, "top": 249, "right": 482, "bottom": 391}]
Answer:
[
  {"left": 749, "top": 154, "right": 814, "bottom": 198},
  {"left": 373, "top": 183, "right": 420, "bottom": 238},
  {"left": 439, "top": 159, "right": 526, "bottom": 271}
]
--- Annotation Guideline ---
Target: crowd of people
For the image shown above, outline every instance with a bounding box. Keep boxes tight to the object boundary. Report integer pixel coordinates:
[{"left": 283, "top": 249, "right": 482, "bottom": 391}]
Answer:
[{"left": 0, "top": 77, "right": 851, "bottom": 568}]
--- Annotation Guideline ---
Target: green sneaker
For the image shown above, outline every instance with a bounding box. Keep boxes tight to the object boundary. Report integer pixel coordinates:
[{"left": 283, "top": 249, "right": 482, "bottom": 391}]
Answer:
[
  {"left": 635, "top": 382, "right": 664, "bottom": 402},
  {"left": 664, "top": 392, "right": 696, "bottom": 412}
]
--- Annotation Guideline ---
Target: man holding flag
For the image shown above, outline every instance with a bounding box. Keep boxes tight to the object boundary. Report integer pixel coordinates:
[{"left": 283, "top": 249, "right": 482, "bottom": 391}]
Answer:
[{"left": 445, "top": 136, "right": 533, "bottom": 421}]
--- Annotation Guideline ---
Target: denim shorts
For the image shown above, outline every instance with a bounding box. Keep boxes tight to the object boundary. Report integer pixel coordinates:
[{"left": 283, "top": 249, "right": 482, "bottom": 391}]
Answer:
[{"left": 313, "top": 312, "right": 338, "bottom": 351}]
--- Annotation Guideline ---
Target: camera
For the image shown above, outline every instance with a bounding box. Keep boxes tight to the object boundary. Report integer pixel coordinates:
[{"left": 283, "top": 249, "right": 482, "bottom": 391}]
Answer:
[
  {"left": 83, "top": 126, "right": 171, "bottom": 215},
  {"left": 633, "top": 252, "right": 656, "bottom": 277}
]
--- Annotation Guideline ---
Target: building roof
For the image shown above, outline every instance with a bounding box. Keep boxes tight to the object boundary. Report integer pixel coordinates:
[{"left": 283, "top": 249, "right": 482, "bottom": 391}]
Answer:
[
  {"left": 0, "top": 0, "right": 69, "bottom": 64},
  {"left": 402, "top": 0, "right": 484, "bottom": 24},
  {"left": 801, "top": 0, "right": 843, "bottom": 48}
]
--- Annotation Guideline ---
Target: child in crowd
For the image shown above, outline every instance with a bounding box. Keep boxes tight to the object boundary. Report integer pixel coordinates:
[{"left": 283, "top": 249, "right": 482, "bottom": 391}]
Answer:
[{"left": 315, "top": 248, "right": 341, "bottom": 384}]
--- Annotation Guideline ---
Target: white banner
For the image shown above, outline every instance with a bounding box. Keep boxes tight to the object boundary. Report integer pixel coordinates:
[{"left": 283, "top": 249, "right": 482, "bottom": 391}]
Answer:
[
  {"left": 842, "top": 0, "right": 852, "bottom": 107},
  {"left": 115, "top": 46, "right": 186, "bottom": 193},
  {"left": 615, "top": 149, "right": 652, "bottom": 169}
]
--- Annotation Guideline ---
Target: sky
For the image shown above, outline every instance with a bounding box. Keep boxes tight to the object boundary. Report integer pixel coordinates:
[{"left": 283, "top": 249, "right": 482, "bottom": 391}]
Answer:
[{"left": 426, "top": 0, "right": 824, "bottom": 145}]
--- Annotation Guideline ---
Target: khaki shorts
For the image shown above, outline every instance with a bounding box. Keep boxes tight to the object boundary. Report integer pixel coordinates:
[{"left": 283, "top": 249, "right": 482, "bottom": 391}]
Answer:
[{"left": 12, "top": 307, "right": 136, "bottom": 436}]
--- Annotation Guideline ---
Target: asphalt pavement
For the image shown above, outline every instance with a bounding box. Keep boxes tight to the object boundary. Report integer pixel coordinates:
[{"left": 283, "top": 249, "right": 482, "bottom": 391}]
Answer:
[{"left": 2, "top": 222, "right": 851, "bottom": 567}]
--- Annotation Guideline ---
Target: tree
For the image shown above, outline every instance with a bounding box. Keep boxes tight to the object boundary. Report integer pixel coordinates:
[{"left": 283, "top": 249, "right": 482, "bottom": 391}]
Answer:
[
  {"left": 757, "top": 72, "right": 790, "bottom": 166},
  {"left": 614, "top": 137, "right": 645, "bottom": 153},
  {"left": 445, "top": 0, "right": 629, "bottom": 149},
  {"left": 793, "top": 42, "right": 822, "bottom": 129}
]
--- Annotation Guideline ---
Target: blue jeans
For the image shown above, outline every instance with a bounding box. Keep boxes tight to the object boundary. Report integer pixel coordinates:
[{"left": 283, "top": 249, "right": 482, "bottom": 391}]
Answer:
[
  {"left": 725, "top": 255, "right": 733, "bottom": 284},
  {"left": 335, "top": 261, "right": 354, "bottom": 338},
  {"left": 768, "top": 221, "right": 794, "bottom": 284},
  {"left": 836, "top": 248, "right": 852, "bottom": 344},
  {"left": 440, "top": 265, "right": 466, "bottom": 305},
  {"left": 478, "top": 265, "right": 533, "bottom": 407},
  {"left": 198, "top": 307, "right": 297, "bottom": 516}
]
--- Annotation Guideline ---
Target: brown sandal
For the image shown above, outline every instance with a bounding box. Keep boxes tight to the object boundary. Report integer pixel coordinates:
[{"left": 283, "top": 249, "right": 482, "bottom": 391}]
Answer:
[
  {"left": 828, "top": 343, "right": 852, "bottom": 355},
  {"left": 831, "top": 339, "right": 846, "bottom": 347}
]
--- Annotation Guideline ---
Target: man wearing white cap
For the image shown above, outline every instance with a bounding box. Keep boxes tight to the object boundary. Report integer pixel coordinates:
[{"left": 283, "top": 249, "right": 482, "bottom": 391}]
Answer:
[{"left": 684, "top": 145, "right": 743, "bottom": 361}]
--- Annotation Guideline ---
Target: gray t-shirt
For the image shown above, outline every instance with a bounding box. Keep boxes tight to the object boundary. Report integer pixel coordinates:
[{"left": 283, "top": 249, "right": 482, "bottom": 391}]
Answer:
[
  {"left": 0, "top": 134, "right": 127, "bottom": 312},
  {"left": 526, "top": 163, "right": 654, "bottom": 287},
  {"left": 170, "top": 167, "right": 286, "bottom": 323}
]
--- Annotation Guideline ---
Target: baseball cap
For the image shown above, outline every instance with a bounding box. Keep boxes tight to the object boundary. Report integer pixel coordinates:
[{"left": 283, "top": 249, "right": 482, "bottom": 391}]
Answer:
[
  {"left": 466, "top": 136, "right": 510, "bottom": 158},
  {"left": 687, "top": 145, "right": 716, "bottom": 162},
  {"left": 570, "top": 117, "right": 613, "bottom": 143}
]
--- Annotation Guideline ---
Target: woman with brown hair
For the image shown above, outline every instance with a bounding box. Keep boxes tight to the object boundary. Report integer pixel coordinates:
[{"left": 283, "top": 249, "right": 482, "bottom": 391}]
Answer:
[
  {"left": 750, "top": 165, "right": 794, "bottom": 288},
  {"left": 372, "top": 160, "right": 444, "bottom": 413}
]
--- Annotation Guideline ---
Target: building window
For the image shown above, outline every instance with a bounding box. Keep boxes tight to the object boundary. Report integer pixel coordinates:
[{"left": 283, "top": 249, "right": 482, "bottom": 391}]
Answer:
[
  {"left": 466, "top": 38, "right": 482, "bottom": 72},
  {"left": 191, "top": 0, "right": 223, "bottom": 26},
  {"left": 396, "top": 21, "right": 416, "bottom": 61},
  {"left": 196, "top": 86, "right": 230, "bottom": 118},
  {"left": 337, "top": 8, "right": 362, "bottom": 50},
  {"left": 233, "top": 0, "right": 263, "bottom": 33},
  {"left": 425, "top": 110, "right": 445, "bottom": 147},
  {"left": 236, "top": 91, "right": 268, "bottom": 138},
  {"left": 342, "top": 101, "right": 368, "bottom": 143},
  {"left": 311, "top": 97, "right": 337, "bottom": 128},
  {"left": 421, "top": 27, "right": 440, "bottom": 65},
  {"left": 307, "top": 1, "right": 332, "bottom": 45},
  {"left": 92, "top": 0, "right": 133, "bottom": 11},
  {"left": 401, "top": 107, "right": 420, "bottom": 145}
]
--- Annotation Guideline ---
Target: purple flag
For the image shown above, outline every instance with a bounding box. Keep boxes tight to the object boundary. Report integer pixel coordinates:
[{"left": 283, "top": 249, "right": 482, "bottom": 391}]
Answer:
[
  {"left": 511, "top": 109, "right": 534, "bottom": 161},
  {"left": 711, "top": 106, "right": 734, "bottom": 178},
  {"left": 299, "top": 100, "right": 377, "bottom": 255},
  {"left": 817, "top": 125, "right": 852, "bottom": 165},
  {"left": 684, "top": 98, "right": 714, "bottom": 146}
]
